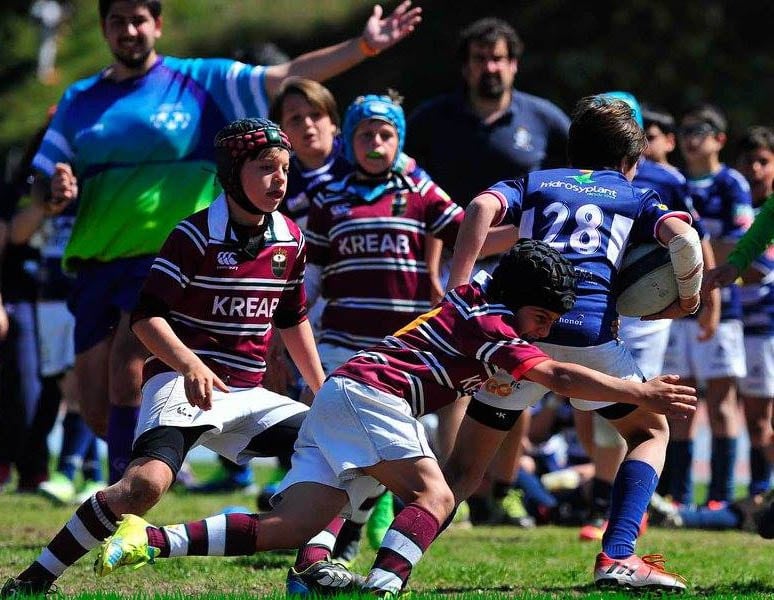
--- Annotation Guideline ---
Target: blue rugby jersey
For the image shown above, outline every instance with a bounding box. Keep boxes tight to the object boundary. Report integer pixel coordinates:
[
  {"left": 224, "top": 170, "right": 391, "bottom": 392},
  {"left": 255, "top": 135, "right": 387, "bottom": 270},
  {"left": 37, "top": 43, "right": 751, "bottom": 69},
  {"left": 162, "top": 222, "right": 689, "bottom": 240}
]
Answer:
[
  {"left": 32, "top": 56, "right": 269, "bottom": 270},
  {"left": 37, "top": 202, "right": 77, "bottom": 300},
  {"left": 282, "top": 136, "right": 351, "bottom": 228},
  {"left": 488, "top": 168, "right": 690, "bottom": 347},
  {"left": 634, "top": 159, "right": 707, "bottom": 239},
  {"left": 740, "top": 215, "right": 774, "bottom": 337},
  {"left": 686, "top": 165, "right": 754, "bottom": 320}
]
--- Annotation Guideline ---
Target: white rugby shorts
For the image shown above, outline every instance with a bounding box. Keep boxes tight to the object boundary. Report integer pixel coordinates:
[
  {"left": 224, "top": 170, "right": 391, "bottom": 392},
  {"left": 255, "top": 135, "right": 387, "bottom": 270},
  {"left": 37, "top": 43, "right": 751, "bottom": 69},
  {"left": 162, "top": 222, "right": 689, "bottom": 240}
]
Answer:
[
  {"left": 135, "top": 371, "right": 308, "bottom": 465},
  {"left": 739, "top": 335, "right": 774, "bottom": 398},
  {"left": 274, "top": 376, "right": 434, "bottom": 519},
  {"left": 36, "top": 300, "right": 75, "bottom": 377},
  {"left": 663, "top": 319, "right": 747, "bottom": 381},
  {"left": 618, "top": 317, "right": 672, "bottom": 380}
]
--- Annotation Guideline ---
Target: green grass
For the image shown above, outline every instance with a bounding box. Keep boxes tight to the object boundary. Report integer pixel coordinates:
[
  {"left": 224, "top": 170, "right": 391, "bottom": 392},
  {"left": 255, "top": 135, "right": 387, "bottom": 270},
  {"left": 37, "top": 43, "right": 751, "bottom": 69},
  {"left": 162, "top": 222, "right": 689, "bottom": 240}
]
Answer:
[{"left": 0, "top": 463, "right": 772, "bottom": 599}]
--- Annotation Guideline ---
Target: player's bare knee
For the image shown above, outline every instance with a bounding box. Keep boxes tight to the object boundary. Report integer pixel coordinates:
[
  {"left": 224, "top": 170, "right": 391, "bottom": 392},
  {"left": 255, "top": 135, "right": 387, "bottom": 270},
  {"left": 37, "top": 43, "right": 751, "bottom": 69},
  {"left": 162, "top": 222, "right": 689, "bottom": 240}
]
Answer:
[
  {"left": 122, "top": 470, "right": 168, "bottom": 513},
  {"left": 623, "top": 420, "right": 668, "bottom": 449},
  {"left": 416, "top": 486, "right": 456, "bottom": 524}
]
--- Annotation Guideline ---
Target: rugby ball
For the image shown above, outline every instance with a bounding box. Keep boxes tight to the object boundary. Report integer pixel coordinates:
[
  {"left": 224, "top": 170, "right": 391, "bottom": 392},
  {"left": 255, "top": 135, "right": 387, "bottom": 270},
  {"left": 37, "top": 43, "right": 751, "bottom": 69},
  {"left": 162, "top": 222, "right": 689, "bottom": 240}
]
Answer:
[{"left": 615, "top": 243, "right": 678, "bottom": 317}]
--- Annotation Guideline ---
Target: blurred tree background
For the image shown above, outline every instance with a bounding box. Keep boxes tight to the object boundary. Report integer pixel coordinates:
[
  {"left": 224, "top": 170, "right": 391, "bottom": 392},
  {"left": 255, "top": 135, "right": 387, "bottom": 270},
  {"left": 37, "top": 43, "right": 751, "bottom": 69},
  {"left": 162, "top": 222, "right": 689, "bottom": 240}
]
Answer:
[{"left": 1, "top": 0, "right": 771, "bottom": 167}]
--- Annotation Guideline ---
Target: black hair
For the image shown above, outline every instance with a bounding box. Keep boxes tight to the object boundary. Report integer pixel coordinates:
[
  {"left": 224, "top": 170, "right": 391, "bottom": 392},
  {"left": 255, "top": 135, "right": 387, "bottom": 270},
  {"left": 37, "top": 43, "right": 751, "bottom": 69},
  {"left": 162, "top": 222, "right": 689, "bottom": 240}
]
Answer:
[
  {"left": 488, "top": 239, "right": 577, "bottom": 315},
  {"left": 99, "top": 0, "right": 162, "bottom": 21},
  {"left": 457, "top": 17, "right": 524, "bottom": 63},
  {"left": 681, "top": 103, "right": 728, "bottom": 133},
  {"left": 737, "top": 125, "right": 774, "bottom": 154},
  {"left": 641, "top": 104, "right": 676, "bottom": 135}
]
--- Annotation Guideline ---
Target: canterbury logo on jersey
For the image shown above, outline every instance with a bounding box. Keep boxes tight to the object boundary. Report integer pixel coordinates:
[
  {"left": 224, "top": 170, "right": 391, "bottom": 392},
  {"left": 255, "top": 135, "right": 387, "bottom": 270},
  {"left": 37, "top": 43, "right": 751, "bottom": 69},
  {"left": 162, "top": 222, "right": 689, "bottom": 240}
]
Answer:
[
  {"left": 217, "top": 251, "right": 239, "bottom": 266},
  {"left": 212, "top": 296, "right": 279, "bottom": 318}
]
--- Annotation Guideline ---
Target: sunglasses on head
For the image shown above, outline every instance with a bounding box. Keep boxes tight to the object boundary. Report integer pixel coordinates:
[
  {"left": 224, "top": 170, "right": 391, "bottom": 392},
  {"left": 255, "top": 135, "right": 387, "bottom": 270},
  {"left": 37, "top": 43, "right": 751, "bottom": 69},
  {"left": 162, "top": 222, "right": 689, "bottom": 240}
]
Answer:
[{"left": 678, "top": 122, "right": 718, "bottom": 138}]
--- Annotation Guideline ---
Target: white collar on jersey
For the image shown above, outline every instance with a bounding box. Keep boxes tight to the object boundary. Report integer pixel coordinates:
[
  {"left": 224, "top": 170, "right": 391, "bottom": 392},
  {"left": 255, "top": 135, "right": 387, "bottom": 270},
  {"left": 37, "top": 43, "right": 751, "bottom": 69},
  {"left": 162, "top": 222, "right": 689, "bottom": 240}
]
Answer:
[{"left": 208, "top": 193, "right": 294, "bottom": 244}]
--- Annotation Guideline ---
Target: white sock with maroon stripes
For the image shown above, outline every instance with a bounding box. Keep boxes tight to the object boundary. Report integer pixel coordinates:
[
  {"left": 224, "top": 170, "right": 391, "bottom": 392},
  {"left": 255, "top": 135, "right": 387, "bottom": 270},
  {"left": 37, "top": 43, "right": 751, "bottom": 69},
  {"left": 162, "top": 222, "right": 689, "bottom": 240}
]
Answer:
[
  {"left": 147, "top": 512, "right": 260, "bottom": 558},
  {"left": 19, "top": 492, "right": 118, "bottom": 582}
]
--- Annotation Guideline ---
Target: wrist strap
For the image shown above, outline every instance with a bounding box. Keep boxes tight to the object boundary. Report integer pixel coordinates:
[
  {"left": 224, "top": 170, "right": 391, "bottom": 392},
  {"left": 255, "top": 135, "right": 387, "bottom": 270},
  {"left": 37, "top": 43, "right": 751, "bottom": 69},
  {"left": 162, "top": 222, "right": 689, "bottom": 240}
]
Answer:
[{"left": 358, "top": 37, "right": 380, "bottom": 57}]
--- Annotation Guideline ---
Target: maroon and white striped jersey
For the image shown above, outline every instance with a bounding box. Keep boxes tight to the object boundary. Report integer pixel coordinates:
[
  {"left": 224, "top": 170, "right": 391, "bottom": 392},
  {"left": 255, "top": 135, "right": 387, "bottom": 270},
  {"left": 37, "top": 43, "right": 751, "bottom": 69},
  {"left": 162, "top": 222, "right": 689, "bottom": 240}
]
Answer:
[
  {"left": 140, "top": 194, "right": 307, "bottom": 387},
  {"left": 332, "top": 274, "right": 551, "bottom": 416},
  {"left": 306, "top": 171, "right": 463, "bottom": 350}
]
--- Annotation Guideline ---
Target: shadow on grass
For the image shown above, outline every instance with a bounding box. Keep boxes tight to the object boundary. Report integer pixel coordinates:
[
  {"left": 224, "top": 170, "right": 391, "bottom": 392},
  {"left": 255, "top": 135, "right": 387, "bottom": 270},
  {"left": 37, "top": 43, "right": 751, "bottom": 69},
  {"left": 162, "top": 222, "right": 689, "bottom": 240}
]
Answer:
[
  {"left": 430, "top": 580, "right": 774, "bottom": 598},
  {"left": 232, "top": 552, "right": 294, "bottom": 570}
]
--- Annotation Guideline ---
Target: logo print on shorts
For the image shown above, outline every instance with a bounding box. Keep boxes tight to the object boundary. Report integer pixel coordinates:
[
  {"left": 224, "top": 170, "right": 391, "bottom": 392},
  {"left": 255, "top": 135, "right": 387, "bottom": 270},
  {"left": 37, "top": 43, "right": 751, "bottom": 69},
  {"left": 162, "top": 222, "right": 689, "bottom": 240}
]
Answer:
[
  {"left": 217, "top": 251, "right": 239, "bottom": 266},
  {"left": 271, "top": 248, "right": 288, "bottom": 277}
]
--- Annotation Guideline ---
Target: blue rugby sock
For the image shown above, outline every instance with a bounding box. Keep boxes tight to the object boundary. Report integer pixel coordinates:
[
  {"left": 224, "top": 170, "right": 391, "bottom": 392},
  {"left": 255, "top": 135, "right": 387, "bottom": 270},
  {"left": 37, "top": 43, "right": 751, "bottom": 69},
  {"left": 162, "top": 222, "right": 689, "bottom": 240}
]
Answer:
[
  {"left": 58, "top": 412, "right": 92, "bottom": 480},
  {"left": 667, "top": 439, "right": 693, "bottom": 505},
  {"left": 82, "top": 436, "right": 103, "bottom": 482},
  {"left": 107, "top": 405, "right": 139, "bottom": 484},
  {"left": 708, "top": 436, "right": 737, "bottom": 503},
  {"left": 748, "top": 446, "right": 771, "bottom": 497},
  {"left": 602, "top": 460, "right": 657, "bottom": 559}
]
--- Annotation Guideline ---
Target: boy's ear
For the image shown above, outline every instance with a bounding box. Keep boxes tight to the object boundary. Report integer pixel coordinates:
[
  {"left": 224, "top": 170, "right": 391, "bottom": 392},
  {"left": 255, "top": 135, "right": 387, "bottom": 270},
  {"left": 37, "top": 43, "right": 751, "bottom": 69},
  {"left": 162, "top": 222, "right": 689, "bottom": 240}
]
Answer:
[{"left": 715, "top": 131, "right": 727, "bottom": 147}]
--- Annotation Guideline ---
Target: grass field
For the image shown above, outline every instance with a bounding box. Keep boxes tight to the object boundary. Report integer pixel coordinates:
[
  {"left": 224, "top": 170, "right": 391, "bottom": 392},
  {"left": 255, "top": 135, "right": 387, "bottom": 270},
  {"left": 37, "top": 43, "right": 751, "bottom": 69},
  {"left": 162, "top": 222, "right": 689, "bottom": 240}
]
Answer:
[{"left": 0, "top": 463, "right": 772, "bottom": 599}]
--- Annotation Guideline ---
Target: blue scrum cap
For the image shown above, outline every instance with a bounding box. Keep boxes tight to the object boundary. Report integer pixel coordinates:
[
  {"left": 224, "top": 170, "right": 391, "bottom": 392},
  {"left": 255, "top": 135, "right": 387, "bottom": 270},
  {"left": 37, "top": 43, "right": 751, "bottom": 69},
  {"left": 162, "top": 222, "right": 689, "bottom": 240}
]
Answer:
[
  {"left": 342, "top": 94, "right": 406, "bottom": 167},
  {"left": 597, "top": 91, "right": 643, "bottom": 128}
]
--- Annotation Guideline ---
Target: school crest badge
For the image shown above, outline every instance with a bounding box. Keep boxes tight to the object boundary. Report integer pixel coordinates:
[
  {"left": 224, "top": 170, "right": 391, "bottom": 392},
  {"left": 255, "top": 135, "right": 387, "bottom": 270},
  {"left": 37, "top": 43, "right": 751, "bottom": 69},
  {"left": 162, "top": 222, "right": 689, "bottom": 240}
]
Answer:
[{"left": 271, "top": 248, "right": 288, "bottom": 277}]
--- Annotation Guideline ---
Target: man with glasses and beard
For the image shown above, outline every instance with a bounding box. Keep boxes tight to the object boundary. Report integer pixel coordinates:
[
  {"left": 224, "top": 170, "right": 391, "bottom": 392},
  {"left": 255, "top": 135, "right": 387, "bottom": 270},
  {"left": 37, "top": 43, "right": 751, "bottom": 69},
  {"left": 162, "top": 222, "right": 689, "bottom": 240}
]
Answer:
[
  {"left": 405, "top": 17, "right": 570, "bottom": 526},
  {"left": 406, "top": 17, "right": 570, "bottom": 209}
]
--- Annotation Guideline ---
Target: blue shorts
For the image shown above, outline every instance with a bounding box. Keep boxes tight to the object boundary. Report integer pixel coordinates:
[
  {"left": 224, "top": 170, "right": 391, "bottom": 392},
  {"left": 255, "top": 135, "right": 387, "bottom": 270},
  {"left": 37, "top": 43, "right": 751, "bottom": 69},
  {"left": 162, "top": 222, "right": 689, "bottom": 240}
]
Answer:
[{"left": 68, "top": 256, "right": 155, "bottom": 354}]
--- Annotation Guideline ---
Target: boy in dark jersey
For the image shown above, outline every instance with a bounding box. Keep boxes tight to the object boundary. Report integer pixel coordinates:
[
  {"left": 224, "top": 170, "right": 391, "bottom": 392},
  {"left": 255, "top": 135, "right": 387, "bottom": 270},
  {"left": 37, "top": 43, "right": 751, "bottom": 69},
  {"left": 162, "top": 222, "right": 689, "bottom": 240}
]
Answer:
[
  {"left": 2, "top": 118, "right": 348, "bottom": 597},
  {"left": 92, "top": 239, "right": 696, "bottom": 596},
  {"left": 444, "top": 96, "right": 704, "bottom": 591}
]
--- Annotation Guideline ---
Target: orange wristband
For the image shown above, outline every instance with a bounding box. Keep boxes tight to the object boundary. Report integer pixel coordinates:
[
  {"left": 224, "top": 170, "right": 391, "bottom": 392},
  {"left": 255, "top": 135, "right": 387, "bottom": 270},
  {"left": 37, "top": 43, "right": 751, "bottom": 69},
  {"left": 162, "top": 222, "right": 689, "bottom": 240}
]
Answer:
[{"left": 358, "top": 37, "right": 380, "bottom": 57}]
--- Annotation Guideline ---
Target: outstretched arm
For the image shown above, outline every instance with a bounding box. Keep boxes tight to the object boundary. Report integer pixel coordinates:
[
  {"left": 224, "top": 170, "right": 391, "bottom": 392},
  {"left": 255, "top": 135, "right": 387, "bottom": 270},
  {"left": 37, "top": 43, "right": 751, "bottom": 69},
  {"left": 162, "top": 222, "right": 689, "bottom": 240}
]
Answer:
[
  {"left": 703, "top": 192, "right": 774, "bottom": 292},
  {"left": 525, "top": 359, "right": 697, "bottom": 419},
  {"left": 263, "top": 1, "right": 422, "bottom": 98}
]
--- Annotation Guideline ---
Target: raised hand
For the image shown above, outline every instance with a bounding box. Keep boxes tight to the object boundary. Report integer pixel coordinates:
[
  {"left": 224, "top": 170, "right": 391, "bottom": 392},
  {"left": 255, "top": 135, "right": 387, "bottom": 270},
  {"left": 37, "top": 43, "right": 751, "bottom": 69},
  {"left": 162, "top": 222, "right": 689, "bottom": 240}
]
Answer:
[{"left": 361, "top": 1, "right": 422, "bottom": 53}]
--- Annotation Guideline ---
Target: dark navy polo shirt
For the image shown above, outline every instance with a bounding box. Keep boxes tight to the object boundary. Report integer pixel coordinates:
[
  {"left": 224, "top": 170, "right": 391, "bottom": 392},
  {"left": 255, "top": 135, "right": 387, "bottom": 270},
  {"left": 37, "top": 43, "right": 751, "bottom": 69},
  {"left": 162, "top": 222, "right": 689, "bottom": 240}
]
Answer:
[{"left": 406, "top": 89, "right": 570, "bottom": 207}]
